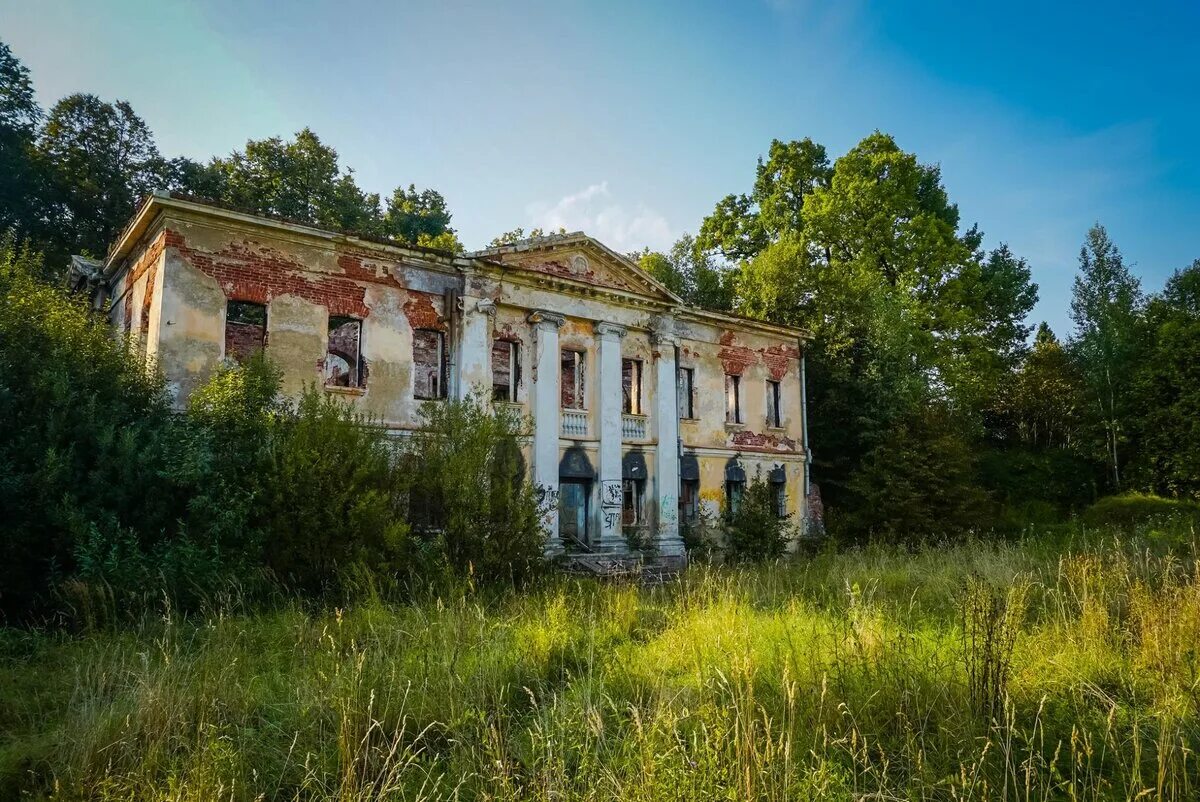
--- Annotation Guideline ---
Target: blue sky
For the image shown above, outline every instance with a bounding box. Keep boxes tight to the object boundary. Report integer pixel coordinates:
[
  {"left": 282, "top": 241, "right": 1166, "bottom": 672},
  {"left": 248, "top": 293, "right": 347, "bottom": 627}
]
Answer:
[{"left": 4, "top": 0, "right": 1198, "bottom": 334}]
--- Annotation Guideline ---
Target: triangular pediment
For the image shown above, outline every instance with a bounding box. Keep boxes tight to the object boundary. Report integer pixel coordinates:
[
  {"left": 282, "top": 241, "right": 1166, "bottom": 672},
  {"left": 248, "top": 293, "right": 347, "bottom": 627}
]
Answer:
[{"left": 471, "top": 233, "right": 682, "bottom": 303}]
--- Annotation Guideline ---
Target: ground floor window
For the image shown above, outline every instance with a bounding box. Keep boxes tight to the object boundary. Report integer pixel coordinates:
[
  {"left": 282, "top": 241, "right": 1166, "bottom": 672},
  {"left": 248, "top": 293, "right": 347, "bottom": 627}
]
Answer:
[
  {"left": 325, "top": 316, "right": 363, "bottom": 387},
  {"left": 772, "top": 481, "right": 787, "bottom": 518},
  {"left": 225, "top": 300, "right": 266, "bottom": 363},
  {"left": 680, "top": 479, "right": 699, "bottom": 524},
  {"left": 726, "top": 480, "right": 745, "bottom": 516}
]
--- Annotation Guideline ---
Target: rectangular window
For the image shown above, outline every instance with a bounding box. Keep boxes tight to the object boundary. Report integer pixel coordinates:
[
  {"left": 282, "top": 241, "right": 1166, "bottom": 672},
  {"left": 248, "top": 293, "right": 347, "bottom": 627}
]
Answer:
[
  {"left": 492, "top": 340, "right": 519, "bottom": 402},
  {"left": 622, "top": 358, "right": 643, "bottom": 415},
  {"left": 680, "top": 479, "right": 700, "bottom": 524},
  {"left": 773, "top": 481, "right": 788, "bottom": 518},
  {"left": 413, "top": 328, "right": 446, "bottom": 399},
  {"left": 226, "top": 300, "right": 266, "bottom": 363},
  {"left": 561, "top": 349, "right": 585, "bottom": 409},
  {"left": 325, "top": 316, "right": 362, "bottom": 387},
  {"left": 766, "top": 380, "right": 782, "bottom": 427},
  {"left": 622, "top": 478, "right": 644, "bottom": 526},
  {"left": 725, "top": 374, "right": 742, "bottom": 424},
  {"left": 726, "top": 480, "right": 745, "bottom": 516},
  {"left": 677, "top": 367, "right": 695, "bottom": 419}
]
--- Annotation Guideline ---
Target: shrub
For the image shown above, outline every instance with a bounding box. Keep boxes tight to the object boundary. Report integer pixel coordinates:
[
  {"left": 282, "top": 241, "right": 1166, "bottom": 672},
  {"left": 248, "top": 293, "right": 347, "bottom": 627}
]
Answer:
[
  {"left": 398, "top": 394, "right": 544, "bottom": 584},
  {"left": 1081, "top": 492, "right": 1200, "bottom": 530},
  {"left": 0, "top": 241, "right": 187, "bottom": 619},
  {"left": 259, "top": 387, "right": 411, "bottom": 597},
  {"left": 725, "top": 477, "right": 791, "bottom": 562}
]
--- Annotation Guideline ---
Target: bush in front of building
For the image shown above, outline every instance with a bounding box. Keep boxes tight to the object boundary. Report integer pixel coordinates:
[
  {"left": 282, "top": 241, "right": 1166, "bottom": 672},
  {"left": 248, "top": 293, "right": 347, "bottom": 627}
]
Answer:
[
  {"left": 398, "top": 393, "right": 545, "bottom": 586},
  {"left": 724, "top": 477, "right": 793, "bottom": 563}
]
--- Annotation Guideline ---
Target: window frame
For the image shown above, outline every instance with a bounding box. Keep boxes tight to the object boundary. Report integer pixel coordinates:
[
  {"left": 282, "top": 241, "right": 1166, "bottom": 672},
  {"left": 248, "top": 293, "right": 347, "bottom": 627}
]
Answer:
[
  {"left": 225, "top": 300, "right": 267, "bottom": 364},
  {"left": 680, "top": 478, "right": 700, "bottom": 524},
  {"left": 725, "top": 374, "right": 743, "bottom": 424},
  {"left": 622, "top": 358, "right": 644, "bottom": 415},
  {"left": 560, "top": 348, "right": 586, "bottom": 410},
  {"left": 325, "top": 315, "right": 364, "bottom": 389},
  {"left": 725, "top": 479, "right": 745, "bottom": 516},
  {"left": 766, "top": 379, "right": 782, "bottom": 428},
  {"left": 491, "top": 339, "right": 519, "bottom": 403},
  {"left": 412, "top": 328, "right": 447, "bottom": 400},
  {"left": 677, "top": 367, "right": 695, "bottom": 419},
  {"left": 622, "top": 477, "right": 644, "bottom": 526}
]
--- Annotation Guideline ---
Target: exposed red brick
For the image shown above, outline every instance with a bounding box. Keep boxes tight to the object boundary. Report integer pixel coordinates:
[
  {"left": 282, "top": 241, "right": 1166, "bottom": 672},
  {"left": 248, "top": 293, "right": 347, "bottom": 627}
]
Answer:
[
  {"left": 731, "top": 429, "right": 797, "bottom": 453},
  {"left": 165, "top": 229, "right": 370, "bottom": 318},
  {"left": 718, "top": 331, "right": 756, "bottom": 376},
  {"left": 761, "top": 343, "right": 799, "bottom": 381},
  {"left": 403, "top": 291, "right": 444, "bottom": 331}
]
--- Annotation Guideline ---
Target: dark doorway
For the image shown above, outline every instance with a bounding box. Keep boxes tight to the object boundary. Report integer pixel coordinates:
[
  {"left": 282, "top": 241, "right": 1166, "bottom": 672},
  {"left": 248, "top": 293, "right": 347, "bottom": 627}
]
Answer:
[{"left": 559, "top": 480, "right": 590, "bottom": 548}]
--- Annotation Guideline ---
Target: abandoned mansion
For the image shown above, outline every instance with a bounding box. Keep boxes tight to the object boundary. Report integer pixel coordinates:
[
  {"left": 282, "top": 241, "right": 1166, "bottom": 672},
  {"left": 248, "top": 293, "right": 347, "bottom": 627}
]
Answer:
[{"left": 79, "top": 192, "right": 814, "bottom": 558}]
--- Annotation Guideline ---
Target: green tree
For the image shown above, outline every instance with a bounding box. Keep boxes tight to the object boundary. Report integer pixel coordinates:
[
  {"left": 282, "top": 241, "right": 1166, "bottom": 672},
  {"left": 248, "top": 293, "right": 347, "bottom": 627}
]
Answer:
[
  {"left": 636, "top": 233, "right": 735, "bottom": 311},
  {"left": 383, "top": 184, "right": 462, "bottom": 251},
  {"left": 212, "top": 128, "right": 382, "bottom": 235},
  {"left": 36, "top": 94, "right": 167, "bottom": 259},
  {"left": 697, "top": 137, "right": 831, "bottom": 261},
  {"left": 1069, "top": 224, "right": 1142, "bottom": 488},
  {"left": 725, "top": 476, "right": 792, "bottom": 562},
  {"left": 0, "top": 40, "right": 42, "bottom": 240},
  {"left": 1126, "top": 261, "right": 1200, "bottom": 497}
]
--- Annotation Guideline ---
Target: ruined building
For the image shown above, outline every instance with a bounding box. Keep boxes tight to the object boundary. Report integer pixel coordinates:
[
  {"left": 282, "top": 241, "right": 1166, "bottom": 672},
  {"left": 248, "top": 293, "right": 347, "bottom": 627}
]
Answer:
[{"left": 85, "top": 192, "right": 812, "bottom": 558}]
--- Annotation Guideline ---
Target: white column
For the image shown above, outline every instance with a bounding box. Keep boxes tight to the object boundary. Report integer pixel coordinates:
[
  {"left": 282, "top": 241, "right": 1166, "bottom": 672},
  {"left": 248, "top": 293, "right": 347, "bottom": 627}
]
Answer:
[
  {"left": 595, "top": 321, "right": 627, "bottom": 552},
  {"left": 457, "top": 297, "right": 495, "bottom": 401},
  {"left": 528, "top": 310, "right": 565, "bottom": 555},
  {"left": 653, "top": 330, "right": 685, "bottom": 557}
]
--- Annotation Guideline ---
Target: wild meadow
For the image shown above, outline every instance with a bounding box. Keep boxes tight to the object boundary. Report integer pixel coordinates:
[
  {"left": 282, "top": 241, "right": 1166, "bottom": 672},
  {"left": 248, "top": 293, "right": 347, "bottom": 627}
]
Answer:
[{"left": 4, "top": 520, "right": 1200, "bottom": 801}]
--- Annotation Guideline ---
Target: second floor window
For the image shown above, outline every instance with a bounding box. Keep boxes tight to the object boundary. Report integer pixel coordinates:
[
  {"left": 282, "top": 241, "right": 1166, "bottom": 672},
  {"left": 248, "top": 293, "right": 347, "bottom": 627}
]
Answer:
[
  {"left": 226, "top": 300, "right": 266, "bottom": 363},
  {"left": 766, "top": 380, "right": 782, "bottom": 427},
  {"left": 325, "top": 316, "right": 363, "bottom": 388},
  {"left": 725, "top": 374, "right": 742, "bottom": 424},
  {"left": 492, "top": 340, "right": 519, "bottom": 402},
  {"left": 622, "top": 358, "right": 643, "bottom": 415},
  {"left": 677, "top": 367, "right": 695, "bottom": 419},
  {"left": 413, "top": 329, "right": 446, "bottom": 399},
  {"left": 561, "top": 349, "right": 585, "bottom": 409}
]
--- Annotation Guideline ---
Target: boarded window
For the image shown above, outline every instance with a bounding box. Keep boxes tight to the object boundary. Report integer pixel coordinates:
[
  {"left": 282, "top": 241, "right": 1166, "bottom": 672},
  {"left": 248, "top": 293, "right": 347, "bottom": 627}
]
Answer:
[
  {"left": 225, "top": 301, "right": 266, "bottom": 363},
  {"left": 325, "top": 316, "right": 362, "bottom": 387},
  {"left": 622, "top": 478, "right": 644, "bottom": 526},
  {"left": 561, "top": 349, "right": 585, "bottom": 409},
  {"left": 413, "top": 329, "right": 446, "bottom": 400},
  {"left": 725, "top": 374, "right": 742, "bottom": 423},
  {"left": 492, "top": 340, "right": 519, "bottom": 402},
  {"left": 766, "top": 380, "right": 782, "bottom": 427},
  {"left": 677, "top": 367, "right": 695, "bottom": 419},
  {"left": 621, "top": 358, "right": 643, "bottom": 415}
]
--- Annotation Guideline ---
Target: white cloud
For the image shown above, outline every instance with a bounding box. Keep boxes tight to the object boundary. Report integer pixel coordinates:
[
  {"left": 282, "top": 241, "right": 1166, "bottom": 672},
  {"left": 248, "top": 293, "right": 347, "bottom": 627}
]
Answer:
[{"left": 526, "top": 181, "right": 674, "bottom": 253}]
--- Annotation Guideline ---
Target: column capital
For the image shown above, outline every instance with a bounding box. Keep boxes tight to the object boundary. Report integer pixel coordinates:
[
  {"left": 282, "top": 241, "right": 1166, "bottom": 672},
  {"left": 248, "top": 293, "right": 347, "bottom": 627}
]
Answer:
[
  {"left": 473, "top": 297, "right": 498, "bottom": 317},
  {"left": 594, "top": 321, "right": 627, "bottom": 339},
  {"left": 526, "top": 310, "right": 565, "bottom": 330},
  {"left": 651, "top": 330, "right": 679, "bottom": 348}
]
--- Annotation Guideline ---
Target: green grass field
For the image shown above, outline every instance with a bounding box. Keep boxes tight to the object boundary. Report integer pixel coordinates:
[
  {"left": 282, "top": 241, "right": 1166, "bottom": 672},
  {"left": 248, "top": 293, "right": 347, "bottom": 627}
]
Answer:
[{"left": 4, "top": 523, "right": 1200, "bottom": 800}]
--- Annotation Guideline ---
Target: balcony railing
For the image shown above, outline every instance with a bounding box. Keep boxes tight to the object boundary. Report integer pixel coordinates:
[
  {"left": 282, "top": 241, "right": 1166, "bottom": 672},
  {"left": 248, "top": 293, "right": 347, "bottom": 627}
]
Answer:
[
  {"left": 622, "top": 414, "right": 648, "bottom": 441},
  {"left": 562, "top": 408, "right": 589, "bottom": 438}
]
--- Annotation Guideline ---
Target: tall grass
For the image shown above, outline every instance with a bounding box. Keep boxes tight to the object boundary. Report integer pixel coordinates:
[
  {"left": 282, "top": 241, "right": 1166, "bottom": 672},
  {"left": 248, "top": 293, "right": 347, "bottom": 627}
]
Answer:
[{"left": 3, "top": 521, "right": 1199, "bottom": 800}]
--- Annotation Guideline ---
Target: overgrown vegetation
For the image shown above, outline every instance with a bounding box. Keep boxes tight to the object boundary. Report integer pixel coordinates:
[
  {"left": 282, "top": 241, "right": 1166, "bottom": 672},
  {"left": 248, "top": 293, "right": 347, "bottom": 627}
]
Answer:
[
  {"left": 4, "top": 521, "right": 1200, "bottom": 800},
  {"left": 0, "top": 243, "right": 544, "bottom": 622}
]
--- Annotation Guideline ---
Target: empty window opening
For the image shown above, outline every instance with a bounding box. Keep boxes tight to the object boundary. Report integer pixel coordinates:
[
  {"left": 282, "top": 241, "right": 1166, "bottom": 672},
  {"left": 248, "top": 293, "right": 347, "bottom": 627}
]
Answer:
[
  {"left": 766, "top": 380, "right": 782, "bottom": 427},
  {"left": 413, "top": 329, "right": 446, "bottom": 400},
  {"left": 622, "top": 478, "right": 645, "bottom": 526},
  {"left": 677, "top": 367, "right": 695, "bottom": 419},
  {"left": 725, "top": 374, "right": 743, "bottom": 424},
  {"left": 622, "top": 358, "right": 643, "bottom": 415},
  {"left": 325, "top": 316, "right": 362, "bottom": 387},
  {"left": 492, "top": 340, "right": 519, "bottom": 402},
  {"left": 226, "top": 301, "right": 266, "bottom": 363},
  {"left": 561, "top": 349, "right": 586, "bottom": 409}
]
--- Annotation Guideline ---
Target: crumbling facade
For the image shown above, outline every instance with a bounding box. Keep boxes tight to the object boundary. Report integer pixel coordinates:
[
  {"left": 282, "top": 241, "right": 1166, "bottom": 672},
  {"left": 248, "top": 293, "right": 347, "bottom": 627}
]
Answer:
[{"left": 96, "top": 193, "right": 812, "bottom": 558}]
